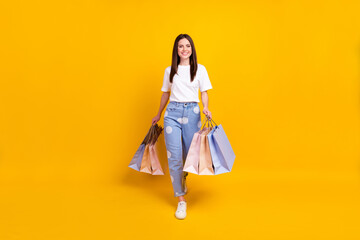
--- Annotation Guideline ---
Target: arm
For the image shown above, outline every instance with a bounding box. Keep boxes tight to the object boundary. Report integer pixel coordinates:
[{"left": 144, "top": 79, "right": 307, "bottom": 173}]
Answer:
[
  {"left": 201, "top": 91, "right": 212, "bottom": 120},
  {"left": 152, "top": 92, "right": 170, "bottom": 125}
]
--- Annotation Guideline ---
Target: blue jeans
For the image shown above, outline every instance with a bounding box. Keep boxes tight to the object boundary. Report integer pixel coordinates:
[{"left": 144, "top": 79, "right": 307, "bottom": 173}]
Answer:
[{"left": 164, "top": 101, "right": 201, "bottom": 197}]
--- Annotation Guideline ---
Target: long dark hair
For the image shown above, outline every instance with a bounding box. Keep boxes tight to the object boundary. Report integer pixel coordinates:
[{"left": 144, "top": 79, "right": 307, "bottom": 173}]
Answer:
[{"left": 169, "top": 34, "right": 198, "bottom": 83}]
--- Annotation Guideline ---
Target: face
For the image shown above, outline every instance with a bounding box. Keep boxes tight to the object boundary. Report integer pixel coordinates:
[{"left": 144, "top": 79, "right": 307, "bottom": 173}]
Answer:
[{"left": 177, "top": 38, "right": 192, "bottom": 60}]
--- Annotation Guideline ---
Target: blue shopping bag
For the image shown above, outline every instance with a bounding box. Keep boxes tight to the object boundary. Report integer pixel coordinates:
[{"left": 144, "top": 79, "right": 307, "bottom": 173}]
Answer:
[
  {"left": 207, "top": 126, "right": 230, "bottom": 174},
  {"left": 128, "top": 143, "right": 146, "bottom": 171},
  {"left": 208, "top": 119, "right": 235, "bottom": 173}
]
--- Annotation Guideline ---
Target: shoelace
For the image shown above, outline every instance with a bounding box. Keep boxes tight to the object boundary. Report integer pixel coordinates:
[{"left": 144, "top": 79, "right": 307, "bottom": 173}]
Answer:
[{"left": 177, "top": 202, "right": 187, "bottom": 212}]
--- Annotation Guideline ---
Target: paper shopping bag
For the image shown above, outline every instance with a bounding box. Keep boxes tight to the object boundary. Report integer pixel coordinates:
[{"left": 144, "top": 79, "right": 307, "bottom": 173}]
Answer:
[
  {"left": 212, "top": 124, "right": 235, "bottom": 171},
  {"left": 207, "top": 126, "right": 230, "bottom": 174},
  {"left": 129, "top": 123, "right": 164, "bottom": 174},
  {"left": 140, "top": 144, "right": 152, "bottom": 174},
  {"left": 199, "top": 128, "right": 215, "bottom": 175},
  {"left": 183, "top": 131, "right": 201, "bottom": 174},
  {"left": 128, "top": 143, "right": 146, "bottom": 171},
  {"left": 149, "top": 143, "right": 164, "bottom": 175}
]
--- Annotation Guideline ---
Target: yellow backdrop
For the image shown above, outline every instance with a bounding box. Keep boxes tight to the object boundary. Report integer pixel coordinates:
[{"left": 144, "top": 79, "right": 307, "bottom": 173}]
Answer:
[{"left": 0, "top": 0, "right": 359, "bottom": 239}]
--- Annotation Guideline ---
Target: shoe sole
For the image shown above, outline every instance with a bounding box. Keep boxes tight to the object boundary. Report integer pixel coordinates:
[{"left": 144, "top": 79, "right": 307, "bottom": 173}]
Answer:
[{"left": 175, "top": 214, "right": 186, "bottom": 220}]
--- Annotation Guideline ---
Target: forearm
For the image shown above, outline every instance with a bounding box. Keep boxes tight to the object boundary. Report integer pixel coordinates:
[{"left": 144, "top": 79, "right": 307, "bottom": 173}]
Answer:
[
  {"left": 201, "top": 91, "right": 209, "bottom": 109},
  {"left": 157, "top": 92, "right": 170, "bottom": 116}
]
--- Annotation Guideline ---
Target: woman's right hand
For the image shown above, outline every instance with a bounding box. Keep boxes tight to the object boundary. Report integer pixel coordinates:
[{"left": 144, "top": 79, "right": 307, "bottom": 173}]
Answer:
[{"left": 152, "top": 114, "right": 161, "bottom": 126}]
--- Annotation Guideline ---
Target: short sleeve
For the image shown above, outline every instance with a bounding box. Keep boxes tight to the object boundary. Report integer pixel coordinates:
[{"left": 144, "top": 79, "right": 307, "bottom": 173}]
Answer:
[
  {"left": 199, "top": 65, "right": 212, "bottom": 92},
  {"left": 161, "top": 67, "right": 171, "bottom": 92}
]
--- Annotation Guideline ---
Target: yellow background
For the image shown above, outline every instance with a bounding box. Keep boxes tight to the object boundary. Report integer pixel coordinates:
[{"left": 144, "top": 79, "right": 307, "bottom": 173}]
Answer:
[{"left": 0, "top": 0, "right": 359, "bottom": 239}]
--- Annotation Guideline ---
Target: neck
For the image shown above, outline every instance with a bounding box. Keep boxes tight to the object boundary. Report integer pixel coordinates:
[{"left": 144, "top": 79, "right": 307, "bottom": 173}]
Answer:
[{"left": 179, "top": 59, "right": 190, "bottom": 66}]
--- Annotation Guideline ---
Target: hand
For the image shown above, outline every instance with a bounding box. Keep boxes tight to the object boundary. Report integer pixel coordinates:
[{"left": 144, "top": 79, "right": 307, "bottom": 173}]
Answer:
[
  {"left": 152, "top": 114, "right": 161, "bottom": 126},
  {"left": 203, "top": 108, "right": 212, "bottom": 120}
]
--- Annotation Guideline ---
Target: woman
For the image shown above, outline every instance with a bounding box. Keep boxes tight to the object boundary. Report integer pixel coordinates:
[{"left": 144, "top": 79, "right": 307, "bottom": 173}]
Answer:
[{"left": 152, "top": 34, "right": 213, "bottom": 220}]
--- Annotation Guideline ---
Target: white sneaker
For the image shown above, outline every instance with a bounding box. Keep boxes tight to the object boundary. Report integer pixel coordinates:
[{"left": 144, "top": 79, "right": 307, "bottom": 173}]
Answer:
[{"left": 175, "top": 201, "right": 187, "bottom": 220}]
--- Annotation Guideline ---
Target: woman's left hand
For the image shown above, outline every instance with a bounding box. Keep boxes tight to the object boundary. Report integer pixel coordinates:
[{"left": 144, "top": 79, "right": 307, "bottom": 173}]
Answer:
[{"left": 203, "top": 107, "right": 212, "bottom": 120}]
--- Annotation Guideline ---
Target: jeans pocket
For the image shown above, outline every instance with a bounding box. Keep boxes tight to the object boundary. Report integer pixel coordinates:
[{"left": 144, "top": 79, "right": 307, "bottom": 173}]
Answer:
[{"left": 166, "top": 103, "right": 177, "bottom": 112}]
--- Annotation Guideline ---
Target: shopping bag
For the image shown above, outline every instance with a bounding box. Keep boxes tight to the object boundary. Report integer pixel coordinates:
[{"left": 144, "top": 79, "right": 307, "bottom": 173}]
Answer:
[
  {"left": 183, "top": 131, "right": 201, "bottom": 174},
  {"left": 128, "top": 132, "right": 148, "bottom": 171},
  {"left": 128, "top": 143, "right": 146, "bottom": 171},
  {"left": 129, "top": 124, "right": 164, "bottom": 175},
  {"left": 184, "top": 118, "right": 213, "bottom": 175},
  {"left": 140, "top": 144, "right": 152, "bottom": 174},
  {"left": 198, "top": 127, "right": 215, "bottom": 175},
  {"left": 149, "top": 143, "right": 164, "bottom": 175},
  {"left": 147, "top": 124, "right": 164, "bottom": 175},
  {"left": 207, "top": 126, "right": 230, "bottom": 174},
  {"left": 212, "top": 122, "right": 235, "bottom": 171}
]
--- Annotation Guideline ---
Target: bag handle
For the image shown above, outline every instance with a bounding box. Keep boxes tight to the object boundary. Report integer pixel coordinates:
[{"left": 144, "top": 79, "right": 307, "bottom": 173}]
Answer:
[
  {"left": 206, "top": 115, "right": 218, "bottom": 127},
  {"left": 200, "top": 117, "right": 208, "bottom": 130},
  {"left": 141, "top": 124, "right": 163, "bottom": 145},
  {"left": 149, "top": 124, "right": 163, "bottom": 145},
  {"left": 201, "top": 116, "right": 215, "bottom": 130},
  {"left": 200, "top": 117, "right": 218, "bottom": 132},
  {"left": 143, "top": 125, "right": 154, "bottom": 145},
  {"left": 149, "top": 125, "right": 159, "bottom": 145}
]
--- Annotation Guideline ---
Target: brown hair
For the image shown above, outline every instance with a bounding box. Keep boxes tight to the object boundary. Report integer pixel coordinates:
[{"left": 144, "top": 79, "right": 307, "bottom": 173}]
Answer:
[{"left": 169, "top": 34, "right": 198, "bottom": 83}]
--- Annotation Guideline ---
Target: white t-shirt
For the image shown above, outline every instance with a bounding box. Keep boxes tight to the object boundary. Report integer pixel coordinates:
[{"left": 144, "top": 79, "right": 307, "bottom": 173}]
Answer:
[{"left": 161, "top": 63, "right": 212, "bottom": 103}]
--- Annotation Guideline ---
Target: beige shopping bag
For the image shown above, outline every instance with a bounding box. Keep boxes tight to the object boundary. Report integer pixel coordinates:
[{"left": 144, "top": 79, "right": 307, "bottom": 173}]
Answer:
[
  {"left": 199, "top": 127, "right": 215, "bottom": 175},
  {"left": 149, "top": 143, "right": 164, "bottom": 175},
  {"left": 140, "top": 144, "right": 152, "bottom": 174},
  {"left": 183, "top": 130, "right": 202, "bottom": 174}
]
